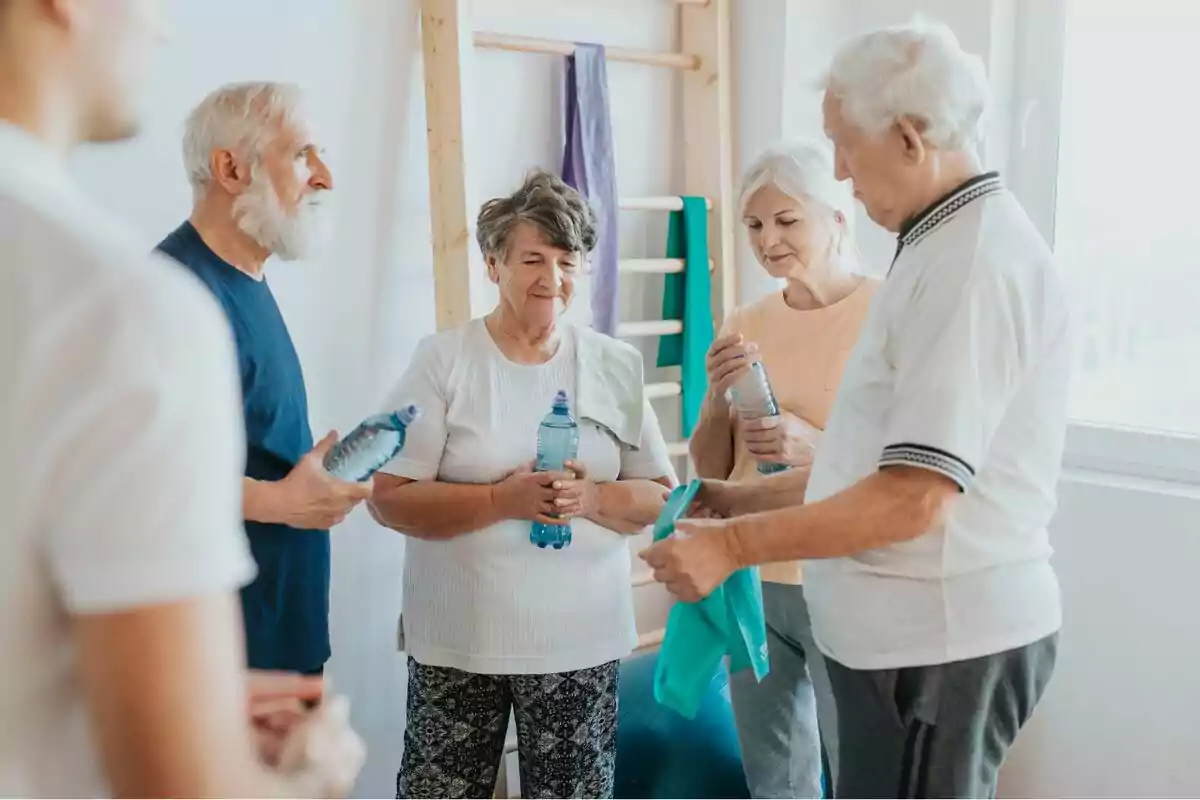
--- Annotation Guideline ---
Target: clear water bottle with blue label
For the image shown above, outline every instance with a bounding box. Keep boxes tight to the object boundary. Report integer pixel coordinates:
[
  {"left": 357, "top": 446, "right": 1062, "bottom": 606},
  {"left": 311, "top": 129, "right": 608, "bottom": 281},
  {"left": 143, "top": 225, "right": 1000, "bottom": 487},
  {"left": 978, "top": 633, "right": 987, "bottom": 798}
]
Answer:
[
  {"left": 530, "top": 390, "right": 580, "bottom": 550},
  {"left": 728, "top": 361, "right": 790, "bottom": 475},
  {"left": 323, "top": 405, "right": 421, "bottom": 482}
]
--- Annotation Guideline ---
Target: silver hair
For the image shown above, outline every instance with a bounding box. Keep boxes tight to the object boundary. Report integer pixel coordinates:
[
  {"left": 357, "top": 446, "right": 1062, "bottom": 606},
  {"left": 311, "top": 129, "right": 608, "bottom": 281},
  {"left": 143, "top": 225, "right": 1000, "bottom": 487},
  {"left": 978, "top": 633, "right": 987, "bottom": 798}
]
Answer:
[
  {"left": 182, "top": 81, "right": 305, "bottom": 198},
  {"left": 739, "top": 138, "right": 856, "bottom": 236},
  {"left": 476, "top": 169, "right": 597, "bottom": 261},
  {"left": 823, "top": 19, "right": 989, "bottom": 149}
]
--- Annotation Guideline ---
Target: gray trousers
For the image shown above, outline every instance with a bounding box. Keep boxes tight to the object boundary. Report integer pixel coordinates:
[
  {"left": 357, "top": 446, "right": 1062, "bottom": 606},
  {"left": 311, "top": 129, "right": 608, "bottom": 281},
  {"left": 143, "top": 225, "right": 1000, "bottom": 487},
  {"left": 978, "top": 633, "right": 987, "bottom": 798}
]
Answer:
[
  {"left": 827, "top": 633, "right": 1058, "bottom": 799},
  {"left": 729, "top": 583, "right": 838, "bottom": 799}
]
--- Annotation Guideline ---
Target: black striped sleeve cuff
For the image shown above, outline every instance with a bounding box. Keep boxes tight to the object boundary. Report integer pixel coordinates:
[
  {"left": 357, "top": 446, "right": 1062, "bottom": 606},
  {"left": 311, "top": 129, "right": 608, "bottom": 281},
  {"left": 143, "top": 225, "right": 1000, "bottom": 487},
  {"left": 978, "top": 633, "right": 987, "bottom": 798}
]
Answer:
[{"left": 879, "top": 443, "right": 975, "bottom": 492}]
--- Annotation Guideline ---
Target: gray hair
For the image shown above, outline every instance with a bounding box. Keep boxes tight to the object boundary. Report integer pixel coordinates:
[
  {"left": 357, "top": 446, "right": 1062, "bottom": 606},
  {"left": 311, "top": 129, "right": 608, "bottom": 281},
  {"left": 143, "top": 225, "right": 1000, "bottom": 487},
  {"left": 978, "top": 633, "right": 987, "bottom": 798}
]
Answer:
[
  {"left": 823, "top": 19, "right": 989, "bottom": 149},
  {"left": 182, "top": 81, "right": 305, "bottom": 198},
  {"left": 476, "top": 170, "right": 597, "bottom": 260},
  {"left": 739, "top": 138, "right": 856, "bottom": 236}
]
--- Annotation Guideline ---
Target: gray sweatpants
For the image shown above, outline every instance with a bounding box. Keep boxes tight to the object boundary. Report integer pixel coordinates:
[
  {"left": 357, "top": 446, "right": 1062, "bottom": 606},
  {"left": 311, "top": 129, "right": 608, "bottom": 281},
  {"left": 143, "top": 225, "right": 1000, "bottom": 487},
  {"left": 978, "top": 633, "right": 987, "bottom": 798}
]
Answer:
[
  {"left": 729, "top": 583, "right": 838, "bottom": 799},
  {"left": 826, "top": 633, "right": 1058, "bottom": 799}
]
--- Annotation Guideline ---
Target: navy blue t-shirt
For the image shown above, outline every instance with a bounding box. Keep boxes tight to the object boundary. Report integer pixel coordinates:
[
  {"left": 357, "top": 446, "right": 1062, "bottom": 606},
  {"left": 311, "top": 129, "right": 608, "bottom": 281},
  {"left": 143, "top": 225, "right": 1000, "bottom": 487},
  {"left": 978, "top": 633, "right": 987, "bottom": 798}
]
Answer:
[{"left": 157, "top": 221, "right": 330, "bottom": 672}]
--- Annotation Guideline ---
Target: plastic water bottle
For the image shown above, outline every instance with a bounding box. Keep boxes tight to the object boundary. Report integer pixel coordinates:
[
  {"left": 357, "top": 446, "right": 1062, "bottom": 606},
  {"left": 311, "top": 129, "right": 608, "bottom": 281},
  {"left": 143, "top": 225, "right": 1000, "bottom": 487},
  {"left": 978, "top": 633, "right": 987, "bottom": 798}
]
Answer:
[
  {"left": 530, "top": 390, "right": 580, "bottom": 550},
  {"left": 323, "top": 405, "right": 421, "bottom": 482},
  {"left": 728, "top": 361, "right": 790, "bottom": 475}
]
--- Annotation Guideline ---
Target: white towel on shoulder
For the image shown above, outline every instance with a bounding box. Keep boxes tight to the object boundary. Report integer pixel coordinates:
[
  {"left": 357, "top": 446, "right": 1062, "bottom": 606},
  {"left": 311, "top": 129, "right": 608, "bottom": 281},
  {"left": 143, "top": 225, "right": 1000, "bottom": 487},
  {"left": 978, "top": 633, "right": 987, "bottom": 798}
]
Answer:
[{"left": 575, "top": 325, "right": 645, "bottom": 450}]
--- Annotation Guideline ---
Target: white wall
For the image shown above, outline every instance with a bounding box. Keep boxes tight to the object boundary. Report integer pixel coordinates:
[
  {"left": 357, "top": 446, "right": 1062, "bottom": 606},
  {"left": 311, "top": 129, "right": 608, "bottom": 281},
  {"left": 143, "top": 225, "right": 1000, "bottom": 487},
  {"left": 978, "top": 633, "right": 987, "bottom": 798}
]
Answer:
[{"left": 1002, "top": 472, "right": 1200, "bottom": 797}]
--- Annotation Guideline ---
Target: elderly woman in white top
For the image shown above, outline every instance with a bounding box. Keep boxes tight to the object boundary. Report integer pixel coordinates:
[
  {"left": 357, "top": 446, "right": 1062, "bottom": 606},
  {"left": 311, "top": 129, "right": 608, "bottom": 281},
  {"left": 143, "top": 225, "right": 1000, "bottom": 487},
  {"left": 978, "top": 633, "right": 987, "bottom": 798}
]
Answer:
[{"left": 370, "top": 170, "right": 675, "bottom": 800}]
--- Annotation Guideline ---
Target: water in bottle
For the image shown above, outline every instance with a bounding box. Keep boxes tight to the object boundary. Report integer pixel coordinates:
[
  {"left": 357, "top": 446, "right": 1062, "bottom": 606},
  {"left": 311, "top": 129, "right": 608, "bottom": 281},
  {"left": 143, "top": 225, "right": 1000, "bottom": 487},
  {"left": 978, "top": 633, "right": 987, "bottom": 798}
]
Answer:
[
  {"left": 530, "top": 390, "right": 580, "bottom": 550},
  {"left": 728, "top": 360, "right": 790, "bottom": 475},
  {"left": 323, "top": 405, "right": 422, "bottom": 482}
]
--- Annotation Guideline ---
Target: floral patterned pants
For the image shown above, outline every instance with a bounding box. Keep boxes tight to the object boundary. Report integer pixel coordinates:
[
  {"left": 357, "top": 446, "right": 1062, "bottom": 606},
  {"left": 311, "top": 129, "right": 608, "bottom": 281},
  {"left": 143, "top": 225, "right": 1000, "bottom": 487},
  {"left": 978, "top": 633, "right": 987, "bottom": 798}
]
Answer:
[{"left": 396, "top": 657, "right": 620, "bottom": 799}]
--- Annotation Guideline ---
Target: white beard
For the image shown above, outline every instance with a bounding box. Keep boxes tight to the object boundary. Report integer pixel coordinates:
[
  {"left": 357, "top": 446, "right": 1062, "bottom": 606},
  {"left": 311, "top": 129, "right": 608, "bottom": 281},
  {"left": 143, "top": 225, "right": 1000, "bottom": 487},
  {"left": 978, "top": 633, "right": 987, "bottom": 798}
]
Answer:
[{"left": 234, "top": 162, "right": 330, "bottom": 261}]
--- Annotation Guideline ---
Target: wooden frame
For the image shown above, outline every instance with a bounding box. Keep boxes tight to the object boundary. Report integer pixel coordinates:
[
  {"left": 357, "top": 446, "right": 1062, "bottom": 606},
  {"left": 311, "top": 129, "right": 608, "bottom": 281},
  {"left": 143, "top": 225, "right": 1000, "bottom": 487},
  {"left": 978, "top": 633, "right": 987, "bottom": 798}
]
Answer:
[
  {"left": 419, "top": 0, "right": 735, "bottom": 331},
  {"left": 420, "top": 0, "right": 475, "bottom": 331}
]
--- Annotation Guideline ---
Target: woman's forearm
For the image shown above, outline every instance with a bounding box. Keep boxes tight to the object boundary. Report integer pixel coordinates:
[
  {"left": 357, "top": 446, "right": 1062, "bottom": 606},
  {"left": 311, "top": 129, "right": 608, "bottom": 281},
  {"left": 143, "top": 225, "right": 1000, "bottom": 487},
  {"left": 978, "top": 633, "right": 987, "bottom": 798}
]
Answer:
[
  {"left": 727, "top": 466, "right": 813, "bottom": 515},
  {"left": 689, "top": 394, "right": 736, "bottom": 479},
  {"left": 369, "top": 480, "right": 505, "bottom": 540},
  {"left": 586, "top": 479, "right": 672, "bottom": 535}
]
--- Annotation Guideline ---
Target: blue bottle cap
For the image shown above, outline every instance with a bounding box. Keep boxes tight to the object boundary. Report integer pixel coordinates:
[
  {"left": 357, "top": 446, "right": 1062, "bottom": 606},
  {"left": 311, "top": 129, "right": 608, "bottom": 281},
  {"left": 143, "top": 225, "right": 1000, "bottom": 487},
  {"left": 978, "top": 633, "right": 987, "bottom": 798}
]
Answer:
[
  {"left": 552, "top": 390, "right": 569, "bottom": 410},
  {"left": 397, "top": 404, "right": 421, "bottom": 426}
]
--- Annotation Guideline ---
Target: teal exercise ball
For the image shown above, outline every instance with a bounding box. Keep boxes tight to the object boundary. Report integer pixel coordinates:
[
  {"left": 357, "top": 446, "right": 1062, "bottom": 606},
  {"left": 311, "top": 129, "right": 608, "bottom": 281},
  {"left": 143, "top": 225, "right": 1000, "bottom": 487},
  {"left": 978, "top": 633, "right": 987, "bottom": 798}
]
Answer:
[{"left": 614, "top": 651, "right": 750, "bottom": 799}]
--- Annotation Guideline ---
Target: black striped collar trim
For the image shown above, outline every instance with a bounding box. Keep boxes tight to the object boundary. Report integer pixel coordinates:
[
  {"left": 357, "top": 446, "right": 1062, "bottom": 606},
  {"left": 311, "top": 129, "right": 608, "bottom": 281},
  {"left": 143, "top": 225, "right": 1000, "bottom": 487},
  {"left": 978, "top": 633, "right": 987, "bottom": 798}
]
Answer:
[{"left": 897, "top": 171, "right": 1004, "bottom": 251}]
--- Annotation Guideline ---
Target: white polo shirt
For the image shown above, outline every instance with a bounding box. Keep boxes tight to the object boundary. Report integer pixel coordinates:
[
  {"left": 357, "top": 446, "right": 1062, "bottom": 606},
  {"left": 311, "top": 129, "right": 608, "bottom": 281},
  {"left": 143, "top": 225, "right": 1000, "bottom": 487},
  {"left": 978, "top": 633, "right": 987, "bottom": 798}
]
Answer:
[
  {"left": 803, "top": 173, "right": 1071, "bottom": 670},
  {"left": 0, "top": 123, "right": 255, "bottom": 796}
]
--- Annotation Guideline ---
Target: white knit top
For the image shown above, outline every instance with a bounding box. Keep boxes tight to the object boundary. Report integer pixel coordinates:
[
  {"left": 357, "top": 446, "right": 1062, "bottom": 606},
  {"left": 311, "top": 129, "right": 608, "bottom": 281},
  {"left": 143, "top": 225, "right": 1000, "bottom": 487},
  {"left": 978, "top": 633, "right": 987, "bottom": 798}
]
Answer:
[{"left": 380, "top": 320, "right": 674, "bottom": 675}]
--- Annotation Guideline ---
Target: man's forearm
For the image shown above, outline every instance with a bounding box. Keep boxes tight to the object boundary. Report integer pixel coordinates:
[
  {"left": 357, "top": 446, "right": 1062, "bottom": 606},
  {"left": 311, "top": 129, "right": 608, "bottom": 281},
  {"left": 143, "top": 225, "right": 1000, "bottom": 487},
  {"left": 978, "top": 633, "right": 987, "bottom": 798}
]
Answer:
[
  {"left": 244, "top": 478, "right": 288, "bottom": 525},
  {"left": 370, "top": 480, "right": 505, "bottom": 540},
  {"left": 586, "top": 479, "right": 672, "bottom": 535},
  {"left": 728, "top": 468, "right": 955, "bottom": 565},
  {"left": 689, "top": 394, "right": 736, "bottom": 479}
]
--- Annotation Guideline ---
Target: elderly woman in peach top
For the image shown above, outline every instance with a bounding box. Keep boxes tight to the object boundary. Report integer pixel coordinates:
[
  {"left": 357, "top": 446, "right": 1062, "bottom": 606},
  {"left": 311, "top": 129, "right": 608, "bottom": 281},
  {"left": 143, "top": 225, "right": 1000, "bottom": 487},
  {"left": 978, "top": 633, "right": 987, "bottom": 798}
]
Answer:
[{"left": 688, "top": 138, "right": 876, "bottom": 799}]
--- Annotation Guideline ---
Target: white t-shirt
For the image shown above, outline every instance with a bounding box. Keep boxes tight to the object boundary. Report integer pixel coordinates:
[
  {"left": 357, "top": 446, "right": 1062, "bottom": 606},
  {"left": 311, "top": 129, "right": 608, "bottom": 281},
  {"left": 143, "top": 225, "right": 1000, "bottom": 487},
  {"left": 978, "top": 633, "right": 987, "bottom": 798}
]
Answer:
[
  {"left": 381, "top": 320, "right": 674, "bottom": 675},
  {"left": 0, "top": 123, "right": 255, "bottom": 796},
  {"left": 803, "top": 173, "right": 1070, "bottom": 670}
]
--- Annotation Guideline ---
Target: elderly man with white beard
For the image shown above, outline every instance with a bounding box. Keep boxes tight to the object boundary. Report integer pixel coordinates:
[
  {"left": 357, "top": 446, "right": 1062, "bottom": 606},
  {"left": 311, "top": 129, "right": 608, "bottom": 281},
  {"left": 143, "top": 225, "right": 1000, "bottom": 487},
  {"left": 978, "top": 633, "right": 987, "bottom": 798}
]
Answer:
[{"left": 157, "top": 81, "right": 371, "bottom": 679}]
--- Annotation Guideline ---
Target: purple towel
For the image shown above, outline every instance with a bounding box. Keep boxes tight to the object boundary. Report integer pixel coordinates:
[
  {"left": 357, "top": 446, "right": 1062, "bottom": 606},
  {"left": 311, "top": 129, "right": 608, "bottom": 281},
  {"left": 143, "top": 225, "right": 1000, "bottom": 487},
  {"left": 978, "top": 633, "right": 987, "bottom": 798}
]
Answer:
[{"left": 562, "top": 43, "right": 619, "bottom": 336}]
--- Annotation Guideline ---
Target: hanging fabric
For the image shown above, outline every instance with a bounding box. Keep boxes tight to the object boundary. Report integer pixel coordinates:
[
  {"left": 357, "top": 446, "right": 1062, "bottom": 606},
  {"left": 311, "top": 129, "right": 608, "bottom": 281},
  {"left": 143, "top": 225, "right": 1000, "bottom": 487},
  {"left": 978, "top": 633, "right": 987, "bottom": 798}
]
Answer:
[
  {"left": 561, "top": 43, "right": 620, "bottom": 336},
  {"left": 657, "top": 196, "right": 714, "bottom": 438}
]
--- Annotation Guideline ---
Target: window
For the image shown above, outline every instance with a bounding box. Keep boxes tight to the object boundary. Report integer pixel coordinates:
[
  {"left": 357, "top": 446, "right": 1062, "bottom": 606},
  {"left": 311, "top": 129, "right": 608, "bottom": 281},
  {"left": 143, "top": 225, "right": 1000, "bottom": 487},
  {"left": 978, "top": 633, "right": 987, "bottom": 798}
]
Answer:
[{"left": 1051, "top": 0, "right": 1200, "bottom": 438}]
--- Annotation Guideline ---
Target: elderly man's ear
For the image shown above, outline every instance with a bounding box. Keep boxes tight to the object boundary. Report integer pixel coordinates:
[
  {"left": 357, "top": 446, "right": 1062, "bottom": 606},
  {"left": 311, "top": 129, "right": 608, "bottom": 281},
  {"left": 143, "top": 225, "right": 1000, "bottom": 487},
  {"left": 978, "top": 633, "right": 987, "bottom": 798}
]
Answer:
[
  {"left": 896, "top": 117, "right": 928, "bottom": 165},
  {"left": 210, "top": 149, "right": 250, "bottom": 194}
]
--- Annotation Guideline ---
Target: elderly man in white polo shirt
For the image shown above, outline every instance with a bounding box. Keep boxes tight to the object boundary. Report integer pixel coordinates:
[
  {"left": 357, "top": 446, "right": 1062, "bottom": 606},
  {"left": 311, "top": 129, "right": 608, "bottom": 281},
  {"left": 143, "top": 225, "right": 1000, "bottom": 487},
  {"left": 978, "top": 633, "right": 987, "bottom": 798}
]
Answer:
[{"left": 642, "top": 20, "right": 1070, "bottom": 799}]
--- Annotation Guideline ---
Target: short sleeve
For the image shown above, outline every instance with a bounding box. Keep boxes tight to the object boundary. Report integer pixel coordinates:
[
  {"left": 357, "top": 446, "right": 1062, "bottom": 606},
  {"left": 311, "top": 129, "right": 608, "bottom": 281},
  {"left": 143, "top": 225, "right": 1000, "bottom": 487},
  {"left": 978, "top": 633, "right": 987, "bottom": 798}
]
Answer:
[
  {"left": 879, "top": 265, "right": 1025, "bottom": 491},
  {"left": 378, "top": 334, "right": 451, "bottom": 481},
  {"left": 619, "top": 397, "right": 677, "bottom": 482},
  {"left": 40, "top": 267, "right": 256, "bottom": 614}
]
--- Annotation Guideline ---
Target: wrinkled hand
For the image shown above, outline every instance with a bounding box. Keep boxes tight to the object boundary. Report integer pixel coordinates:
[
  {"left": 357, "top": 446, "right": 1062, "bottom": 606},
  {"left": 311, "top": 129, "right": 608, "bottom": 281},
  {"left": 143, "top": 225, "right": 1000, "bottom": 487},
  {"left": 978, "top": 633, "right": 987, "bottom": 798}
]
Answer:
[
  {"left": 686, "top": 478, "right": 742, "bottom": 519},
  {"left": 551, "top": 460, "right": 600, "bottom": 520},
  {"left": 276, "top": 694, "right": 366, "bottom": 798},
  {"left": 494, "top": 462, "right": 574, "bottom": 524},
  {"left": 247, "top": 670, "right": 325, "bottom": 766},
  {"left": 706, "top": 333, "right": 756, "bottom": 401},
  {"left": 639, "top": 516, "right": 743, "bottom": 603},
  {"left": 742, "top": 411, "right": 821, "bottom": 468},
  {"left": 280, "top": 432, "right": 374, "bottom": 529}
]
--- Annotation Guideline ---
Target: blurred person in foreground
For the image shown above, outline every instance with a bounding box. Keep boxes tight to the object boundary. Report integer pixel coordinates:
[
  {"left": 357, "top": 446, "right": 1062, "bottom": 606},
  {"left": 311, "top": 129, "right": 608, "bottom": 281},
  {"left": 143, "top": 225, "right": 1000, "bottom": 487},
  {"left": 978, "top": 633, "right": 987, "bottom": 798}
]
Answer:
[
  {"left": 0, "top": 0, "right": 363, "bottom": 795},
  {"left": 643, "top": 20, "right": 1069, "bottom": 798}
]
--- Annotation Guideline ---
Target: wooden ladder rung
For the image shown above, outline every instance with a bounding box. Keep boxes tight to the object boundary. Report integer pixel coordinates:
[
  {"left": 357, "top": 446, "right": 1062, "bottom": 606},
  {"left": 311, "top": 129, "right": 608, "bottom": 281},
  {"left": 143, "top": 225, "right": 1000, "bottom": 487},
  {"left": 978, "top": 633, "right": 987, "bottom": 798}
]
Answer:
[
  {"left": 618, "top": 257, "right": 715, "bottom": 274},
  {"left": 645, "top": 381, "right": 682, "bottom": 400},
  {"left": 636, "top": 627, "right": 667, "bottom": 651},
  {"left": 473, "top": 32, "right": 699, "bottom": 70},
  {"left": 618, "top": 196, "right": 713, "bottom": 212},
  {"left": 666, "top": 441, "right": 690, "bottom": 458},
  {"left": 616, "top": 319, "right": 683, "bottom": 337}
]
